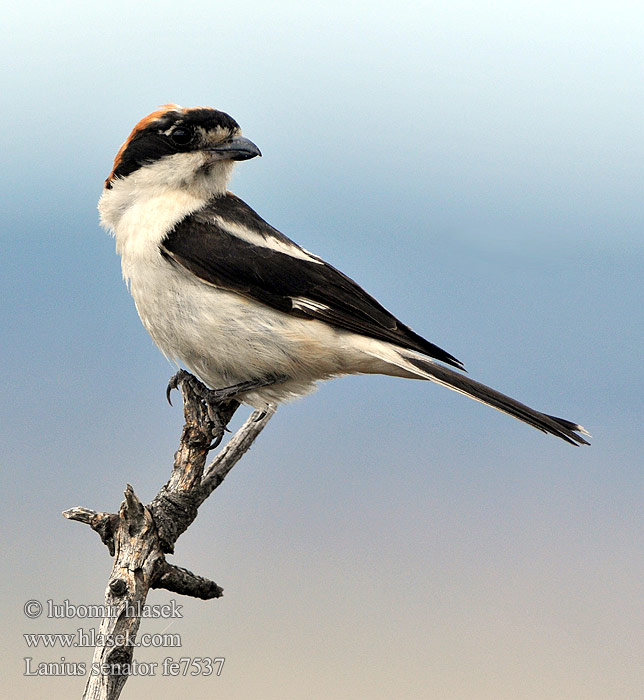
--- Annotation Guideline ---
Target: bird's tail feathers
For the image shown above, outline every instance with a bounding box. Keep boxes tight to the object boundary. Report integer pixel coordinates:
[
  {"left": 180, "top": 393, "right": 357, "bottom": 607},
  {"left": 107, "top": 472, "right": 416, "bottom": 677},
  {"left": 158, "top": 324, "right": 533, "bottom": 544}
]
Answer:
[{"left": 369, "top": 347, "right": 590, "bottom": 446}]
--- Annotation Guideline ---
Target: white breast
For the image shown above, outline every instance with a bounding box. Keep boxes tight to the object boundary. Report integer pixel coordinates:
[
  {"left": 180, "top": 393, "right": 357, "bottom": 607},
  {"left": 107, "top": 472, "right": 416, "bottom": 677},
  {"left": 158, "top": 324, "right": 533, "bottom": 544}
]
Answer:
[
  {"left": 99, "top": 180, "right": 362, "bottom": 406},
  {"left": 99, "top": 174, "right": 397, "bottom": 407}
]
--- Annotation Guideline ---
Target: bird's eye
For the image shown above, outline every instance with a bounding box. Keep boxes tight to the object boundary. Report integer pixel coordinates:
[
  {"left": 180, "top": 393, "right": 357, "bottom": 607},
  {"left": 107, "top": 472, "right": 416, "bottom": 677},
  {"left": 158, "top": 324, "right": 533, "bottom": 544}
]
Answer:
[{"left": 169, "top": 127, "right": 193, "bottom": 146}]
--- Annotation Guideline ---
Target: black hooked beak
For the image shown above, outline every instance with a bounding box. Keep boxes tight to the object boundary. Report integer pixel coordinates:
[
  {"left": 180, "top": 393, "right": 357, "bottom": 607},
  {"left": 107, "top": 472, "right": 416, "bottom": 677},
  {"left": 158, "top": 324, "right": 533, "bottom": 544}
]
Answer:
[{"left": 207, "top": 136, "right": 262, "bottom": 161}]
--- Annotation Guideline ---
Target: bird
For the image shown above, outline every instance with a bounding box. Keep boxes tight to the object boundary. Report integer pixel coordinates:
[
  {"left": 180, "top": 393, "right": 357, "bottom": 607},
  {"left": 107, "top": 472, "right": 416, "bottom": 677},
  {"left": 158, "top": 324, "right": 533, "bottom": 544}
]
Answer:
[{"left": 99, "top": 104, "right": 589, "bottom": 447}]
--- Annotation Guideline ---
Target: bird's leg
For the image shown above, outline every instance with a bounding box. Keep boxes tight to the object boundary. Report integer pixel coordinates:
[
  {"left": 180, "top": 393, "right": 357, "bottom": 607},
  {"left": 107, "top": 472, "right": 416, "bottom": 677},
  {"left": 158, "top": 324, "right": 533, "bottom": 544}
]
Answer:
[{"left": 166, "top": 370, "right": 287, "bottom": 449}]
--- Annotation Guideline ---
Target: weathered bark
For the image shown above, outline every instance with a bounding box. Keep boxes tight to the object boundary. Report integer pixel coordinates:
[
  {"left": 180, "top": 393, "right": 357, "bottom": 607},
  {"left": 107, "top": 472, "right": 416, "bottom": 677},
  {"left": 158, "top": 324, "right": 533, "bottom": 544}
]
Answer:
[{"left": 64, "top": 379, "right": 275, "bottom": 700}]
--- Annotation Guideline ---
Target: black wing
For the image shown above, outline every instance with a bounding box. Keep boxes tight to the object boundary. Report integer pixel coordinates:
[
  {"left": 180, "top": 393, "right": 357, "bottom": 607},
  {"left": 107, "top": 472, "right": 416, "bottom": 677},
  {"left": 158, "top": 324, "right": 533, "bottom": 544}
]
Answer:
[{"left": 161, "top": 193, "right": 463, "bottom": 369}]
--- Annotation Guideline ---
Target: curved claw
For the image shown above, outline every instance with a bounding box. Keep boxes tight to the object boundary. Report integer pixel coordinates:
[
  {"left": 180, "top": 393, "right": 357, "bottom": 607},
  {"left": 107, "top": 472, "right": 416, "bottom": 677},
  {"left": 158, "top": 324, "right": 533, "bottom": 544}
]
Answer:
[
  {"left": 166, "top": 370, "right": 186, "bottom": 406},
  {"left": 207, "top": 433, "right": 224, "bottom": 451}
]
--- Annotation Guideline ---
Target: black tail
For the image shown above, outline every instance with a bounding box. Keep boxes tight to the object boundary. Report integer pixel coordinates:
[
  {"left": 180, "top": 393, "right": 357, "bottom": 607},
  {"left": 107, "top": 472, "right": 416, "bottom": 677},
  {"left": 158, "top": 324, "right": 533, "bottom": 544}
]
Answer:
[{"left": 404, "top": 355, "right": 590, "bottom": 446}]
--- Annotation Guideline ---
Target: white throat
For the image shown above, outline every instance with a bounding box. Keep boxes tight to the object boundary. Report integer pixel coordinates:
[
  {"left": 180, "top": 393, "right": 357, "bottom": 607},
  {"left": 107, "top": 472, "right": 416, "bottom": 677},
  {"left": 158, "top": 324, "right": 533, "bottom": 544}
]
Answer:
[{"left": 98, "top": 152, "right": 235, "bottom": 256}]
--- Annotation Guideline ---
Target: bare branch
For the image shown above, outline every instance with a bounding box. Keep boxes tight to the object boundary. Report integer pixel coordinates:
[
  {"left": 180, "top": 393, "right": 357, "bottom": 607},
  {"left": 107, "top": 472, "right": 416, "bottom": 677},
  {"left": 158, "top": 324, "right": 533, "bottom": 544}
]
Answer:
[
  {"left": 152, "top": 561, "right": 224, "bottom": 599},
  {"left": 80, "top": 485, "right": 162, "bottom": 700},
  {"left": 64, "top": 374, "right": 276, "bottom": 699},
  {"left": 201, "top": 405, "right": 276, "bottom": 496},
  {"left": 63, "top": 507, "right": 98, "bottom": 523},
  {"left": 64, "top": 508, "right": 119, "bottom": 555}
]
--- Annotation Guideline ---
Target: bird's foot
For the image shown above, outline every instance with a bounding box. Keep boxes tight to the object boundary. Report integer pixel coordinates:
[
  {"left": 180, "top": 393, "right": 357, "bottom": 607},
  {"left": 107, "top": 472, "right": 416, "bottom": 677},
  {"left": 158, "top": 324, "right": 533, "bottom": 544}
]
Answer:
[
  {"left": 166, "top": 370, "right": 287, "bottom": 449},
  {"left": 166, "top": 370, "right": 237, "bottom": 449}
]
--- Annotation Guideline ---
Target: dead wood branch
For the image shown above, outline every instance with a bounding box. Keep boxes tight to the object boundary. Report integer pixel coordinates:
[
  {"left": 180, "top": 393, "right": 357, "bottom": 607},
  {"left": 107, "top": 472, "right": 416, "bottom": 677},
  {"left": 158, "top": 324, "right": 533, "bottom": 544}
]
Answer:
[{"left": 64, "top": 379, "right": 276, "bottom": 700}]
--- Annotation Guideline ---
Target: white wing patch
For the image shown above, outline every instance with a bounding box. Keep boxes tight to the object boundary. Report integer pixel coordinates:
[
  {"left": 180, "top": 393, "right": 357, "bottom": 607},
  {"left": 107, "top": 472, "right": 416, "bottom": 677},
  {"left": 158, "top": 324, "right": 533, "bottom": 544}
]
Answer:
[
  {"left": 212, "top": 215, "right": 323, "bottom": 264},
  {"left": 290, "top": 297, "right": 331, "bottom": 313}
]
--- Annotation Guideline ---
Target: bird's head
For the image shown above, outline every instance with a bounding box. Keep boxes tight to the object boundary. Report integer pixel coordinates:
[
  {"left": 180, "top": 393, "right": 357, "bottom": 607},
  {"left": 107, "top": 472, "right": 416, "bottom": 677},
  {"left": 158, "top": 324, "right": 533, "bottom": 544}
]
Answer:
[{"left": 103, "top": 104, "right": 261, "bottom": 196}]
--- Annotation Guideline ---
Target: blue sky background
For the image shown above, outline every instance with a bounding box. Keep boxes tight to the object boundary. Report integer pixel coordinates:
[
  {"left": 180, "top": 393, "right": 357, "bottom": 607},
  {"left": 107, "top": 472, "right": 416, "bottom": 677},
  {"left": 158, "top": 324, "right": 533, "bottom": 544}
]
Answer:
[{"left": 2, "top": 1, "right": 643, "bottom": 698}]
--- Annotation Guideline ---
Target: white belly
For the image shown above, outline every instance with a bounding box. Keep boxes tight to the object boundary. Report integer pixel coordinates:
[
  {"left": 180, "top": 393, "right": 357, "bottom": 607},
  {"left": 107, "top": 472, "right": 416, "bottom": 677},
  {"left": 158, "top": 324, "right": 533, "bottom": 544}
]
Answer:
[
  {"left": 126, "top": 253, "right": 364, "bottom": 406},
  {"left": 108, "top": 188, "right": 403, "bottom": 407}
]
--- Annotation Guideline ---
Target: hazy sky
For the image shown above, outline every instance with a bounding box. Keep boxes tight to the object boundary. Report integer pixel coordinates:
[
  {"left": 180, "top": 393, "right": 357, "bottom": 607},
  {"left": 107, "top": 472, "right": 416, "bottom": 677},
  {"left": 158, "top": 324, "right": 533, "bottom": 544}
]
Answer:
[{"left": 2, "top": 2, "right": 643, "bottom": 698}]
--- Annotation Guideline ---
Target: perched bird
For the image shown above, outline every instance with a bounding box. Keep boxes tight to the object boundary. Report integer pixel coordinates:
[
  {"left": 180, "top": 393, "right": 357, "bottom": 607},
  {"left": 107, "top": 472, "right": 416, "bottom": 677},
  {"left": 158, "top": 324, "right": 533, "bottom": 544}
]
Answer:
[{"left": 99, "top": 105, "right": 589, "bottom": 446}]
